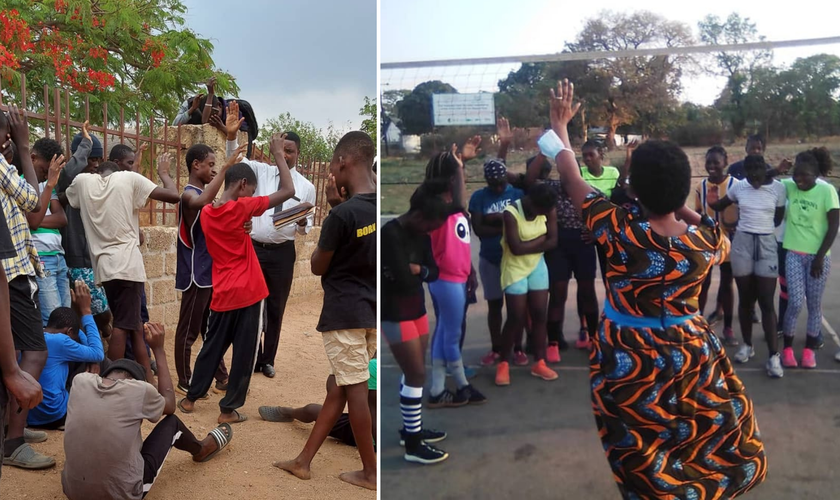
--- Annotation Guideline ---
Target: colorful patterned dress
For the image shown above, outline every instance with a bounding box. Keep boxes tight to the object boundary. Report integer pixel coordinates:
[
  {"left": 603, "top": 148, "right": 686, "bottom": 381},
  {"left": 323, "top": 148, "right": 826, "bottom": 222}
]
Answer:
[{"left": 582, "top": 194, "right": 766, "bottom": 500}]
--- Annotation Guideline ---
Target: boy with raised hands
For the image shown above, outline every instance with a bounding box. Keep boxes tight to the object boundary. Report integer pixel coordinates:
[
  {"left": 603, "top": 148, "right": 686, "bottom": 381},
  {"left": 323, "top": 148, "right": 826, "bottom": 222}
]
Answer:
[
  {"left": 178, "top": 132, "right": 295, "bottom": 424},
  {"left": 173, "top": 141, "right": 247, "bottom": 395}
]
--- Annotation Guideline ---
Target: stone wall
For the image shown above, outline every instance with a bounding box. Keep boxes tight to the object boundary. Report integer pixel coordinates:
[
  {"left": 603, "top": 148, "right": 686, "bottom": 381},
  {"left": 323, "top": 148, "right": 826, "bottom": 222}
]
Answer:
[
  {"left": 140, "top": 226, "right": 324, "bottom": 333},
  {"left": 139, "top": 124, "right": 324, "bottom": 332}
]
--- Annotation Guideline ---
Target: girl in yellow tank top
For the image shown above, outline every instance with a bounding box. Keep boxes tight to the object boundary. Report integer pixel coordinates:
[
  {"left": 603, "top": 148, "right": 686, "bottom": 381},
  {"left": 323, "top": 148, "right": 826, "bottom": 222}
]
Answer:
[{"left": 496, "top": 183, "right": 559, "bottom": 386}]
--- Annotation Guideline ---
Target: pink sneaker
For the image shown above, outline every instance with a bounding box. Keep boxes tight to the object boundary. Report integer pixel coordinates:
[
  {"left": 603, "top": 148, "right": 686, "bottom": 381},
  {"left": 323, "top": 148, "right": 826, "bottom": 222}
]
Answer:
[
  {"left": 513, "top": 351, "right": 529, "bottom": 366},
  {"left": 480, "top": 350, "right": 500, "bottom": 366},
  {"left": 575, "top": 338, "right": 591, "bottom": 350},
  {"left": 801, "top": 348, "right": 817, "bottom": 369},
  {"left": 546, "top": 344, "right": 561, "bottom": 364},
  {"left": 723, "top": 328, "right": 739, "bottom": 346},
  {"left": 781, "top": 347, "right": 798, "bottom": 368}
]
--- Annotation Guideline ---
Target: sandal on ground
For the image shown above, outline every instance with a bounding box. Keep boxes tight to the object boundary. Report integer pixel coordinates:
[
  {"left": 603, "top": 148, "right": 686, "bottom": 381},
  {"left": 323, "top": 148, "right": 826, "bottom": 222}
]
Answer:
[
  {"left": 259, "top": 406, "right": 293, "bottom": 422},
  {"left": 177, "top": 398, "right": 194, "bottom": 414},
  {"left": 221, "top": 410, "right": 248, "bottom": 423},
  {"left": 198, "top": 423, "right": 233, "bottom": 463},
  {"left": 24, "top": 428, "right": 47, "bottom": 444},
  {"left": 3, "top": 443, "right": 56, "bottom": 470},
  {"left": 213, "top": 380, "right": 229, "bottom": 394}
]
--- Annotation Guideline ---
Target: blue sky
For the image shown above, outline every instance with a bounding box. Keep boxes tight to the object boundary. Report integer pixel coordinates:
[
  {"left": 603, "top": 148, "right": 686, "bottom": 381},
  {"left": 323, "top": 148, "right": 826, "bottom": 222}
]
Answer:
[
  {"left": 381, "top": 0, "right": 840, "bottom": 105},
  {"left": 181, "top": 0, "right": 376, "bottom": 131}
]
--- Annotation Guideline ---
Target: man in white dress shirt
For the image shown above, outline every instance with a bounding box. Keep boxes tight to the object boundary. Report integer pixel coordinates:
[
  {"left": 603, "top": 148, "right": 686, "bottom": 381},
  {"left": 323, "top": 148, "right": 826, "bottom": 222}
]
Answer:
[{"left": 225, "top": 103, "right": 315, "bottom": 378}]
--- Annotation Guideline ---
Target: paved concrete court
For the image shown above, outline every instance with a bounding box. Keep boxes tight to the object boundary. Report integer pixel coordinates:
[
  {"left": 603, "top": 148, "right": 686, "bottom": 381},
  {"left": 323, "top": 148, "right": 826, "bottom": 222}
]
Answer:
[{"left": 380, "top": 216, "right": 840, "bottom": 500}]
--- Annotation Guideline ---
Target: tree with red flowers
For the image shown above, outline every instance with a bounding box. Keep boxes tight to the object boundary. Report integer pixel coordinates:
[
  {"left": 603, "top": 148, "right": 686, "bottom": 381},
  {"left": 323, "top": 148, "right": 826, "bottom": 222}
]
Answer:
[{"left": 0, "top": 0, "right": 239, "bottom": 122}]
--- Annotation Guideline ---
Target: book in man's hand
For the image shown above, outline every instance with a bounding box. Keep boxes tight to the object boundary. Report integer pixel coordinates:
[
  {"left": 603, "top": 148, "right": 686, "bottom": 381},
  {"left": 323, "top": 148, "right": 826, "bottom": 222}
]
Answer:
[{"left": 272, "top": 202, "right": 315, "bottom": 229}]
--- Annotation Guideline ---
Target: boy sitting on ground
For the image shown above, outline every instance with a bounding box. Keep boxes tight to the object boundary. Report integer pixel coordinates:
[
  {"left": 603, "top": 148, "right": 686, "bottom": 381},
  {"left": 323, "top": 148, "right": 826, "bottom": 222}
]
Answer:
[
  {"left": 27, "top": 281, "right": 104, "bottom": 429},
  {"left": 260, "top": 358, "right": 377, "bottom": 449},
  {"left": 274, "top": 131, "right": 377, "bottom": 490},
  {"left": 178, "top": 132, "right": 295, "bottom": 424},
  {"left": 61, "top": 323, "right": 232, "bottom": 500}
]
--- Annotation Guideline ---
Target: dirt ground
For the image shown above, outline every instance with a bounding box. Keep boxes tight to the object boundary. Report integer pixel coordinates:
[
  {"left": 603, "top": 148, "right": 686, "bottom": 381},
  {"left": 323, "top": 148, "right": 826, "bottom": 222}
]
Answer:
[{"left": 1, "top": 296, "right": 377, "bottom": 500}]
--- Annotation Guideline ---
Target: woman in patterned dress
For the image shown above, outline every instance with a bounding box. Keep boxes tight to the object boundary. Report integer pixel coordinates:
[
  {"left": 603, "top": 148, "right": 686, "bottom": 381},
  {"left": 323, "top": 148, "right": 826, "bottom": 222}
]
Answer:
[{"left": 539, "top": 80, "right": 766, "bottom": 500}]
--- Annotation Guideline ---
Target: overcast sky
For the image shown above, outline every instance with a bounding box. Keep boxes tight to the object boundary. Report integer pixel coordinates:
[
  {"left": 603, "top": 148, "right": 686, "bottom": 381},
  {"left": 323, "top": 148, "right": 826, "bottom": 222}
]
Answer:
[
  {"left": 381, "top": 0, "right": 840, "bottom": 104},
  {"left": 181, "top": 0, "right": 376, "bottom": 132}
]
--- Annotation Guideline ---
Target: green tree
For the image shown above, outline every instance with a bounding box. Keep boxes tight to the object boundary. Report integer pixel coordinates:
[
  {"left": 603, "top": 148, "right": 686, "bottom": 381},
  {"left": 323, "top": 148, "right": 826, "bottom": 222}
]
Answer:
[
  {"left": 698, "top": 13, "right": 772, "bottom": 137},
  {"left": 0, "top": 0, "right": 237, "bottom": 123},
  {"left": 360, "top": 96, "right": 377, "bottom": 141},
  {"left": 257, "top": 113, "right": 348, "bottom": 163},
  {"left": 396, "top": 80, "right": 457, "bottom": 135},
  {"left": 568, "top": 10, "right": 693, "bottom": 147},
  {"left": 381, "top": 89, "right": 410, "bottom": 119}
]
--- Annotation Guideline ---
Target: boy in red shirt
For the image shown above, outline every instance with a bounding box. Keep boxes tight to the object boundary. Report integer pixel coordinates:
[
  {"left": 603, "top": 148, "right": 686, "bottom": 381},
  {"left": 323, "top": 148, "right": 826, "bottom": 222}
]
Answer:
[{"left": 178, "top": 133, "right": 295, "bottom": 424}]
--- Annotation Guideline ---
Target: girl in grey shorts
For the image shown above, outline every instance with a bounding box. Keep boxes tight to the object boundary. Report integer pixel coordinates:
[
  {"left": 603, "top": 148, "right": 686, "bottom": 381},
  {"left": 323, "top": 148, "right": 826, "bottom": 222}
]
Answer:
[{"left": 709, "top": 155, "right": 787, "bottom": 378}]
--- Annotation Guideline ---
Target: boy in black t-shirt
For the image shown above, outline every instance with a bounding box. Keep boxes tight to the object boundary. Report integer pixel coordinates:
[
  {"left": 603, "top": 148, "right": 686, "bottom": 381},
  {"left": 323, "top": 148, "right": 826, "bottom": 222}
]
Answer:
[{"left": 274, "top": 131, "right": 376, "bottom": 491}]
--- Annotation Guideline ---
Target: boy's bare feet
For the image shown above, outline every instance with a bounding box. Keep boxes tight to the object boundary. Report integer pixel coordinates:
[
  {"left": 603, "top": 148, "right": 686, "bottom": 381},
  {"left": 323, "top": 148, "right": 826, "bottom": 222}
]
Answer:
[
  {"left": 273, "top": 458, "right": 311, "bottom": 480},
  {"left": 339, "top": 470, "right": 377, "bottom": 490}
]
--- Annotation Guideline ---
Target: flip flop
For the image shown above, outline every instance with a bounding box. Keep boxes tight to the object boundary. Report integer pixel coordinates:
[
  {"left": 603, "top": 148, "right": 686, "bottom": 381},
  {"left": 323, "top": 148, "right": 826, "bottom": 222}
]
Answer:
[
  {"left": 199, "top": 423, "right": 233, "bottom": 463},
  {"left": 258, "top": 406, "right": 293, "bottom": 422},
  {"left": 221, "top": 409, "right": 247, "bottom": 423},
  {"left": 177, "top": 398, "right": 194, "bottom": 414}
]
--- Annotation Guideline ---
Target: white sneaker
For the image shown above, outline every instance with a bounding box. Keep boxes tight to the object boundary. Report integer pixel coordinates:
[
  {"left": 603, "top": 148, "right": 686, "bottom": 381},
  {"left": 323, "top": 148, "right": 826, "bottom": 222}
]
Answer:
[
  {"left": 733, "top": 344, "right": 755, "bottom": 364},
  {"left": 766, "top": 353, "right": 784, "bottom": 378}
]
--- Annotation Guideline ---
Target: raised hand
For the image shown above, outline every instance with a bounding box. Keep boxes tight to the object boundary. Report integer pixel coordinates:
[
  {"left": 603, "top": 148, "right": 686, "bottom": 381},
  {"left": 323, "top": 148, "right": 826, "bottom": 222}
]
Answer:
[
  {"left": 70, "top": 279, "right": 92, "bottom": 316},
  {"left": 144, "top": 322, "right": 166, "bottom": 350},
  {"left": 1, "top": 137, "right": 14, "bottom": 164},
  {"left": 409, "top": 263, "right": 421, "bottom": 275},
  {"left": 449, "top": 143, "right": 464, "bottom": 169},
  {"left": 46, "top": 153, "right": 66, "bottom": 188},
  {"left": 461, "top": 135, "right": 482, "bottom": 162},
  {"left": 156, "top": 152, "right": 173, "bottom": 179},
  {"left": 209, "top": 113, "right": 225, "bottom": 132},
  {"left": 269, "top": 132, "right": 288, "bottom": 160},
  {"left": 549, "top": 79, "right": 582, "bottom": 132},
  {"left": 625, "top": 139, "right": 640, "bottom": 158},
  {"left": 497, "top": 117, "right": 513, "bottom": 143},
  {"left": 81, "top": 120, "right": 91, "bottom": 141},
  {"left": 188, "top": 94, "right": 204, "bottom": 114},
  {"left": 206, "top": 77, "right": 217, "bottom": 94},
  {"left": 224, "top": 143, "right": 248, "bottom": 169},
  {"left": 225, "top": 101, "right": 244, "bottom": 138},
  {"left": 7, "top": 104, "right": 30, "bottom": 149}
]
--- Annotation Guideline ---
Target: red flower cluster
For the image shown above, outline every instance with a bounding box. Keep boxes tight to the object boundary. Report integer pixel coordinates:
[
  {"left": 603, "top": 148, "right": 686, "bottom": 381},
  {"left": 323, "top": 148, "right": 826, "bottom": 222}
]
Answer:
[
  {"left": 1, "top": 8, "right": 119, "bottom": 93},
  {"left": 88, "top": 46, "right": 107, "bottom": 62},
  {"left": 0, "top": 44, "right": 18, "bottom": 69},
  {"left": 141, "top": 38, "right": 165, "bottom": 68}
]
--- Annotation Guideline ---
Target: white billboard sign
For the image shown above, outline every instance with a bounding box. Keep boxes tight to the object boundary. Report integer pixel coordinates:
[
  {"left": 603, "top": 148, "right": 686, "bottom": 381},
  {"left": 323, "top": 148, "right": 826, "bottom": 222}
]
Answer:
[{"left": 432, "top": 93, "right": 495, "bottom": 126}]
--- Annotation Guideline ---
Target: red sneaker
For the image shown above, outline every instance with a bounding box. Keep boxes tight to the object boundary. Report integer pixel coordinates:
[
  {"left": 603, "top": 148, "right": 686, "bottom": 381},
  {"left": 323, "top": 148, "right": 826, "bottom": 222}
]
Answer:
[
  {"left": 513, "top": 351, "right": 529, "bottom": 366},
  {"left": 495, "top": 361, "right": 511, "bottom": 386},
  {"left": 480, "top": 350, "right": 500, "bottom": 366},
  {"left": 801, "top": 348, "right": 817, "bottom": 369},
  {"left": 530, "top": 360, "right": 559, "bottom": 381},
  {"left": 575, "top": 338, "right": 591, "bottom": 350},
  {"left": 546, "top": 344, "right": 561, "bottom": 364}
]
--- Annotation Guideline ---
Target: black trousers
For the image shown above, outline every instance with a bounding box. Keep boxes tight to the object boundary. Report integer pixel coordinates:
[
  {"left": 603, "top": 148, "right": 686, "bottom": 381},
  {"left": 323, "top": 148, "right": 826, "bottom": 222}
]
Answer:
[
  {"left": 187, "top": 301, "right": 262, "bottom": 413},
  {"left": 141, "top": 414, "right": 202, "bottom": 498},
  {"left": 175, "top": 285, "right": 228, "bottom": 388},
  {"left": 253, "top": 241, "right": 296, "bottom": 368}
]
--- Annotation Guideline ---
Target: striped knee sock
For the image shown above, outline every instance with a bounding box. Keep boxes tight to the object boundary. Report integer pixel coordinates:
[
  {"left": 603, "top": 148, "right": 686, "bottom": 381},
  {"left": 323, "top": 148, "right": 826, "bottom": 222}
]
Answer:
[{"left": 400, "top": 383, "right": 423, "bottom": 450}]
